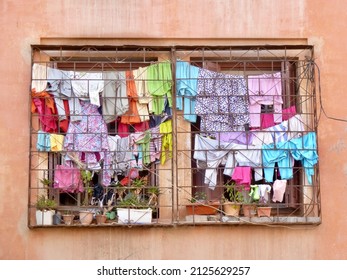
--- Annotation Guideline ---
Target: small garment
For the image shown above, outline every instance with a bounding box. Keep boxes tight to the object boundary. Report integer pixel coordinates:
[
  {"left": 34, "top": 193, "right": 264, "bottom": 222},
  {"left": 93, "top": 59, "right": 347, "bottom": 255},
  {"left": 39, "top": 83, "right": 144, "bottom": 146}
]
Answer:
[
  {"left": 286, "top": 114, "right": 305, "bottom": 140},
  {"left": 260, "top": 113, "right": 275, "bottom": 129},
  {"left": 149, "top": 126, "right": 162, "bottom": 162},
  {"left": 107, "top": 135, "right": 133, "bottom": 177},
  {"left": 232, "top": 166, "right": 252, "bottom": 188},
  {"left": 135, "top": 130, "right": 152, "bottom": 166},
  {"left": 193, "top": 134, "right": 237, "bottom": 188},
  {"left": 102, "top": 71, "right": 129, "bottom": 123},
  {"left": 223, "top": 145, "right": 263, "bottom": 182},
  {"left": 147, "top": 62, "right": 173, "bottom": 115},
  {"left": 282, "top": 105, "right": 296, "bottom": 121},
  {"left": 216, "top": 131, "right": 253, "bottom": 145},
  {"left": 31, "top": 92, "right": 58, "bottom": 133},
  {"left": 159, "top": 119, "right": 173, "bottom": 165},
  {"left": 58, "top": 100, "right": 70, "bottom": 133},
  {"left": 272, "top": 179, "right": 287, "bottom": 202},
  {"left": 252, "top": 114, "right": 305, "bottom": 146},
  {"left": 262, "top": 140, "right": 293, "bottom": 182},
  {"left": 50, "top": 134, "right": 64, "bottom": 152},
  {"left": 129, "top": 132, "right": 144, "bottom": 168},
  {"left": 133, "top": 121, "right": 150, "bottom": 133},
  {"left": 249, "top": 185, "right": 260, "bottom": 201},
  {"left": 70, "top": 71, "right": 104, "bottom": 106},
  {"left": 53, "top": 164, "right": 84, "bottom": 193},
  {"left": 248, "top": 72, "right": 283, "bottom": 128},
  {"left": 133, "top": 67, "right": 151, "bottom": 121},
  {"left": 175, "top": 60, "right": 200, "bottom": 122},
  {"left": 258, "top": 184, "right": 272, "bottom": 203},
  {"left": 47, "top": 67, "right": 68, "bottom": 123},
  {"left": 117, "top": 121, "right": 130, "bottom": 137},
  {"left": 31, "top": 63, "right": 48, "bottom": 93},
  {"left": 37, "top": 130, "right": 51, "bottom": 151},
  {"left": 120, "top": 71, "right": 142, "bottom": 124},
  {"left": 63, "top": 101, "right": 112, "bottom": 186},
  {"left": 195, "top": 68, "right": 249, "bottom": 134},
  {"left": 50, "top": 69, "right": 83, "bottom": 123},
  {"left": 289, "top": 132, "right": 318, "bottom": 184}
]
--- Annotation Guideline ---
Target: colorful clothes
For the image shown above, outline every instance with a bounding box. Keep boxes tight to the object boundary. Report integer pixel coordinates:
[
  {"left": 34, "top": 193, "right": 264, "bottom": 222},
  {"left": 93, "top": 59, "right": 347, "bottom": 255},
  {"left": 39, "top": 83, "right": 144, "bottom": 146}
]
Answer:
[
  {"left": 195, "top": 68, "right": 249, "bottom": 135},
  {"left": 63, "top": 101, "right": 112, "bottom": 186}
]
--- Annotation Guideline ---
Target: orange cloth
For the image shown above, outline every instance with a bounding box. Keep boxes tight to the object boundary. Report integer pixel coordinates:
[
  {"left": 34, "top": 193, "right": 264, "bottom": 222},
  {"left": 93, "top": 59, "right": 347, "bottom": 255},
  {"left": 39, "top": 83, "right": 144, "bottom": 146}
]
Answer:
[
  {"left": 120, "top": 71, "right": 141, "bottom": 124},
  {"left": 31, "top": 90, "right": 56, "bottom": 114}
]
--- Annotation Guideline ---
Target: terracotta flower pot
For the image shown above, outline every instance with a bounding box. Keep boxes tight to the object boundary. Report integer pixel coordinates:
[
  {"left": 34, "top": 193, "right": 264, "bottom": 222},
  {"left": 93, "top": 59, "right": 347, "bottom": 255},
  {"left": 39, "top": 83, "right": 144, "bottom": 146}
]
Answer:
[
  {"left": 223, "top": 202, "right": 241, "bottom": 217},
  {"left": 96, "top": 214, "right": 107, "bottom": 225},
  {"left": 257, "top": 206, "right": 272, "bottom": 217},
  {"left": 242, "top": 204, "right": 256, "bottom": 217},
  {"left": 62, "top": 214, "right": 74, "bottom": 225},
  {"left": 186, "top": 201, "right": 220, "bottom": 215},
  {"left": 79, "top": 211, "right": 93, "bottom": 225}
]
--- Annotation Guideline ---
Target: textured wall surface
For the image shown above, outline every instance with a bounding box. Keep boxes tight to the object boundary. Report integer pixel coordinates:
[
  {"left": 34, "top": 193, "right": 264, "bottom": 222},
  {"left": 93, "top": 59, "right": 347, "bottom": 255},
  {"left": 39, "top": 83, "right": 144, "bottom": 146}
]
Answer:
[{"left": 1, "top": 0, "right": 347, "bottom": 260}]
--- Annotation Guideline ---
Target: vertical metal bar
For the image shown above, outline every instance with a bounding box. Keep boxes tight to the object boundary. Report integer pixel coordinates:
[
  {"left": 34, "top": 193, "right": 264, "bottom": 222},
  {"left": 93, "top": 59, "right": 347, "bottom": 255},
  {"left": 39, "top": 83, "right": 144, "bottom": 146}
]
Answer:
[{"left": 170, "top": 47, "right": 178, "bottom": 223}]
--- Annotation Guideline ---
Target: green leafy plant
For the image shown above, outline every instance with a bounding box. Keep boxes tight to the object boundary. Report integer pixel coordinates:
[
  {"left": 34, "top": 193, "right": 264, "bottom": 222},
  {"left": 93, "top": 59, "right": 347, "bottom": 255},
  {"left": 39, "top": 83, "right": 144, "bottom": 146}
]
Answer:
[
  {"left": 116, "top": 175, "right": 158, "bottom": 209},
  {"left": 189, "top": 191, "right": 208, "bottom": 203},
  {"left": 147, "top": 186, "right": 160, "bottom": 207},
  {"left": 80, "top": 170, "right": 94, "bottom": 206},
  {"left": 40, "top": 178, "right": 52, "bottom": 187},
  {"left": 223, "top": 181, "right": 244, "bottom": 203},
  {"left": 35, "top": 195, "right": 57, "bottom": 211},
  {"left": 62, "top": 209, "right": 74, "bottom": 215}
]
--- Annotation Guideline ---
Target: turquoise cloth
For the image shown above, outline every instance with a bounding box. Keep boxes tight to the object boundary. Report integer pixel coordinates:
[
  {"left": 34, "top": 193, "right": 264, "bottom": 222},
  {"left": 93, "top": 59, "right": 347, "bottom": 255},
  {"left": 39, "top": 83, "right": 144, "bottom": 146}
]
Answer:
[{"left": 175, "top": 60, "right": 200, "bottom": 123}]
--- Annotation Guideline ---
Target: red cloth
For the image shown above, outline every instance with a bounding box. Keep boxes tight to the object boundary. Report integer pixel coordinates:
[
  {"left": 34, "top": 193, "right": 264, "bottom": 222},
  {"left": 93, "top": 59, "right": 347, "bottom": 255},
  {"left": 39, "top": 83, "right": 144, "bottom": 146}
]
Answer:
[
  {"left": 59, "top": 99, "right": 70, "bottom": 133},
  {"left": 282, "top": 105, "right": 296, "bottom": 121},
  {"left": 260, "top": 113, "right": 275, "bottom": 129}
]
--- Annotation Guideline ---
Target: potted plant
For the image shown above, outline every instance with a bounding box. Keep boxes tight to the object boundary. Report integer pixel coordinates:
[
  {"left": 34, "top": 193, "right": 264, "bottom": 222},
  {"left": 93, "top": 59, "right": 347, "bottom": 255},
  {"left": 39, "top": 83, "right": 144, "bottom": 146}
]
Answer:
[
  {"left": 256, "top": 194, "right": 272, "bottom": 218},
  {"left": 79, "top": 169, "right": 95, "bottom": 225},
  {"left": 95, "top": 194, "right": 115, "bottom": 225},
  {"left": 241, "top": 188, "right": 257, "bottom": 217},
  {"left": 222, "top": 181, "right": 244, "bottom": 217},
  {"left": 186, "top": 191, "right": 220, "bottom": 216},
  {"left": 35, "top": 194, "right": 57, "bottom": 225},
  {"left": 62, "top": 210, "right": 75, "bottom": 225},
  {"left": 115, "top": 175, "right": 155, "bottom": 224}
]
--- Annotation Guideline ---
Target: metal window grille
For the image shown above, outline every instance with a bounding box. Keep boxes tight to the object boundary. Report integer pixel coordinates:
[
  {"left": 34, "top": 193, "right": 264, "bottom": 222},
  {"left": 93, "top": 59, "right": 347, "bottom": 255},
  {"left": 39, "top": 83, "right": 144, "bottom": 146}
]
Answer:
[{"left": 29, "top": 45, "right": 321, "bottom": 227}]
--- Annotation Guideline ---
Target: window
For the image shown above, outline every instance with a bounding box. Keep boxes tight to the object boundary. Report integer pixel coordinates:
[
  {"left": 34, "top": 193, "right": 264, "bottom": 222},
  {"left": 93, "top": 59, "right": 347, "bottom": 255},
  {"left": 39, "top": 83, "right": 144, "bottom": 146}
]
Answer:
[{"left": 29, "top": 45, "right": 321, "bottom": 227}]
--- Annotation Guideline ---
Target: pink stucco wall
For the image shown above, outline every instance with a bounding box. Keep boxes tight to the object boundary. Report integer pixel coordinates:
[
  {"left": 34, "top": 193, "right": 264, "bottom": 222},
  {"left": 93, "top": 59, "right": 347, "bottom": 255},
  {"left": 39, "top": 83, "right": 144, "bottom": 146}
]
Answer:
[{"left": 1, "top": 0, "right": 347, "bottom": 259}]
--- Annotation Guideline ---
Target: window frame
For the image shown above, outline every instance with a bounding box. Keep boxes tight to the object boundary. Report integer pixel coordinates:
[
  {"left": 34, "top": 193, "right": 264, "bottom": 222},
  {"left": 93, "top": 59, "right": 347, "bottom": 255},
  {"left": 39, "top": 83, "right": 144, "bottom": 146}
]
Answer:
[{"left": 29, "top": 44, "right": 321, "bottom": 228}]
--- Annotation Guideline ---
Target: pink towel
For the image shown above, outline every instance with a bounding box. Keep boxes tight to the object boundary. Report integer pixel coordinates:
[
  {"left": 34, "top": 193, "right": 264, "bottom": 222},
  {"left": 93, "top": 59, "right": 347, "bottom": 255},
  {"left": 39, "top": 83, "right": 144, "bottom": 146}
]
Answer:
[{"left": 232, "top": 166, "right": 252, "bottom": 190}]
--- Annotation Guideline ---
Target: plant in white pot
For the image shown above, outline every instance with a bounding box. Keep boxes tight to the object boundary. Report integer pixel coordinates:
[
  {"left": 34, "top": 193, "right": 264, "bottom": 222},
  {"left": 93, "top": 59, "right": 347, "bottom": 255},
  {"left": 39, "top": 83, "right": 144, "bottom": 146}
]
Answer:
[
  {"left": 35, "top": 194, "right": 57, "bottom": 226},
  {"left": 116, "top": 176, "right": 156, "bottom": 224}
]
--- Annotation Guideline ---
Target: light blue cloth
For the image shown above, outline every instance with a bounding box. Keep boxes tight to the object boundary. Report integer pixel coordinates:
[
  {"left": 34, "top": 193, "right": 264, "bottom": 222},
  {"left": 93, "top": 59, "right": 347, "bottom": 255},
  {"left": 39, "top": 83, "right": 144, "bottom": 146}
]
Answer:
[
  {"left": 175, "top": 61, "right": 199, "bottom": 123},
  {"left": 37, "top": 130, "right": 51, "bottom": 151},
  {"left": 262, "top": 141, "right": 292, "bottom": 182},
  {"left": 289, "top": 132, "right": 318, "bottom": 184},
  {"left": 262, "top": 132, "right": 318, "bottom": 184}
]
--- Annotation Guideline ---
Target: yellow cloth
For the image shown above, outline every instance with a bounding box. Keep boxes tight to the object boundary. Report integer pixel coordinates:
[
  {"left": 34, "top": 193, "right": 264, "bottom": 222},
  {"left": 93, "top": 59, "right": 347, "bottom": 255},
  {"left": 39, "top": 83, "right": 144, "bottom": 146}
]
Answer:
[
  {"left": 50, "top": 134, "right": 64, "bottom": 152},
  {"left": 159, "top": 119, "right": 172, "bottom": 165}
]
